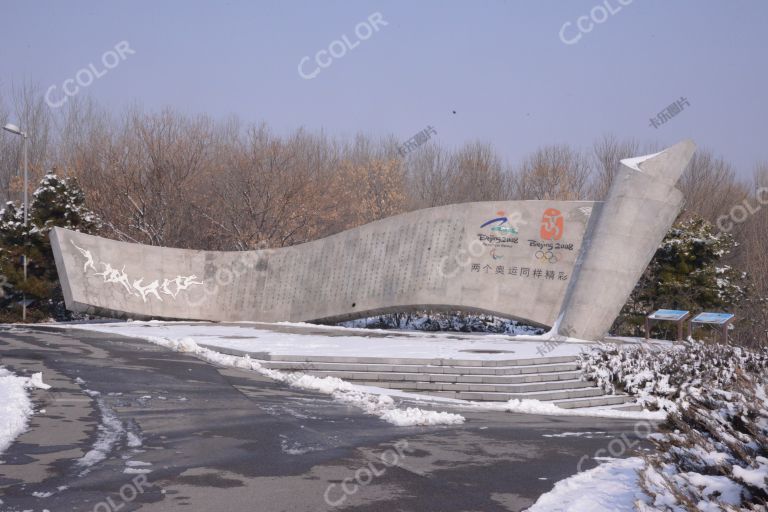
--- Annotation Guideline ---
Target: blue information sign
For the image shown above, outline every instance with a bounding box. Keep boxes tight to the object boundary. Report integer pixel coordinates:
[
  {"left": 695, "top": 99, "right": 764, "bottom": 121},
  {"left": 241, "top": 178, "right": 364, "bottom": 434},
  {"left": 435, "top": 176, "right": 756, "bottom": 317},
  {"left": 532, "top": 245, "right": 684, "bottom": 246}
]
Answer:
[
  {"left": 691, "top": 312, "right": 735, "bottom": 325},
  {"left": 648, "top": 309, "right": 690, "bottom": 321}
]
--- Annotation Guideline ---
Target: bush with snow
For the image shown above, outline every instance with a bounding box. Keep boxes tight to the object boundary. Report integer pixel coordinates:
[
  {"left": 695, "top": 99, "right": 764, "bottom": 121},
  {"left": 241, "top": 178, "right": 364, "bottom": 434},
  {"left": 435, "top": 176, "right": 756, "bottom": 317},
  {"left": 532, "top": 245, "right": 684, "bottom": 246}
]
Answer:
[
  {"left": 579, "top": 342, "right": 768, "bottom": 510},
  {"left": 578, "top": 341, "right": 768, "bottom": 411},
  {"left": 639, "top": 376, "right": 768, "bottom": 511},
  {"left": 341, "top": 311, "right": 543, "bottom": 335}
]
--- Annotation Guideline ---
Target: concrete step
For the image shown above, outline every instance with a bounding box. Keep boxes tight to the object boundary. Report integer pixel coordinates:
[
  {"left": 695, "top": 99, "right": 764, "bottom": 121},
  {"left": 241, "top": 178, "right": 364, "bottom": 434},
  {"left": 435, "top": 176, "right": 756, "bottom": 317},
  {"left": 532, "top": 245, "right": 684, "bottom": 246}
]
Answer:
[
  {"left": 454, "top": 386, "right": 605, "bottom": 402},
  {"left": 351, "top": 379, "right": 594, "bottom": 394},
  {"left": 300, "top": 369, "right": 585, "bottom": 385},
  {"left": 263, "top": 361, "right": 580, "bottom": 375},
  {"left": 265, "top": 354, "right": 578, "bottom": 367},
  {"left": 197, "top": 342, "right": 634, "bottom": 410},
  {"left": 397, "top": 386, "right": 606, "bottom": 402},
  {"left": 601, "top": 402, "right": 644, "bottom": 412},
  {"left": 552, "top": 394, "right": 636, "bottom": 409},
  {"left": 402, "top": 390, "right": 635, "bottom": 409}
]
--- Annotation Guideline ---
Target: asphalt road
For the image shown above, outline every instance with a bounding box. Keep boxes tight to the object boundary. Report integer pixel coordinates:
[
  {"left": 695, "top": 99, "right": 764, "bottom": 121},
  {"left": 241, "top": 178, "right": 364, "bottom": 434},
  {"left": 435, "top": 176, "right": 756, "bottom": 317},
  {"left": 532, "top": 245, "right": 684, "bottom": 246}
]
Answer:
[{"left": 0, "top": 326, "right": 654, "bottom": 512}]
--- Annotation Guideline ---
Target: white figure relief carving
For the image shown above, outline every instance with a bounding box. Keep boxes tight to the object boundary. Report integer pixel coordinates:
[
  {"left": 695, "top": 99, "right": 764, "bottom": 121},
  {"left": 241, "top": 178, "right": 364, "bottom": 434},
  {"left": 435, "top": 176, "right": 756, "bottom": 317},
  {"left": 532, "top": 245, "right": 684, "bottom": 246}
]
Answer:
[
  {"left": 115, "top": 268, "right": 135, "bottom": 296},
  {"left": 132, "top": 278, "right": 163, "bottom": 303},
  {"left": 177, "top": 275, "right": 203, "bottom": 291},
  {"left": 94, "top": 263, "right": 136, "bottom": 296},
  {"left": 159, "top": 275, "right": 204, "bottom": 298},
  {"left": 70, "top": 240, "right": 96, "bottom": 272},
  {"left": 68, "top": 238, "right": 204, "bottom": 302},
  {"left": 160, "top": 278, "right": 175, "bottom": 297}
]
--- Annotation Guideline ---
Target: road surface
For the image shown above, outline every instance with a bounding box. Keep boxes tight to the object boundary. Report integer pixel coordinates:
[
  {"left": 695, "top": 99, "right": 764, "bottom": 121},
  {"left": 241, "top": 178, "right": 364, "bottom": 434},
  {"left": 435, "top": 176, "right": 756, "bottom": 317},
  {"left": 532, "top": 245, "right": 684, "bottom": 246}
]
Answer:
[{"left": 0, "top": 326, "right": 652, "bottom": 511}]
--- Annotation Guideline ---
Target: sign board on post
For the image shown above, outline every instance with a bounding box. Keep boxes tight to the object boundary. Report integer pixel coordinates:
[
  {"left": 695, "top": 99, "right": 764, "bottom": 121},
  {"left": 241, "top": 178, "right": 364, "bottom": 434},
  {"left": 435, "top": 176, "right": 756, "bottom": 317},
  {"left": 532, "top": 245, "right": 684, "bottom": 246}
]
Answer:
[
  {"left": 646, "top": 309, "right": 691, "bottom": 342},
  {"left": 648, "top": 309, "right": 690, "bottom": 321},
  {"left": 691, "top": 313, "right": 735, "bottom": 325},
  {"left": 690, "top": 312, "right": 735, "bottom": 344}
]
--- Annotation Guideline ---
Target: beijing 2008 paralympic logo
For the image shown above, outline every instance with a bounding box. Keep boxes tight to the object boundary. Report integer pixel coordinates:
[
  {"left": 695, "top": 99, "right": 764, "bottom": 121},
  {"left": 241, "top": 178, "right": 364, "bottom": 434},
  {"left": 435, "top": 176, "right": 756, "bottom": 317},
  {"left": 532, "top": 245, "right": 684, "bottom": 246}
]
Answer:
[
  {"left": 540, "top": 208, "right": 564, "bottom": 241},
  {"left": 481, "top": 210, "right": 522, "bottom": 235}
]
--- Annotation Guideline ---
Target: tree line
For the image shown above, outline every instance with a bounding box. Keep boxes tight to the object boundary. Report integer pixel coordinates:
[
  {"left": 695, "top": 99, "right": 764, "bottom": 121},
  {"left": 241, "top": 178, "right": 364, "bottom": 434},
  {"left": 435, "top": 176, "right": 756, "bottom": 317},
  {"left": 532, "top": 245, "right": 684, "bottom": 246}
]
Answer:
[{"left": 1, "top": 84, "right": 765, "bottom": 344}]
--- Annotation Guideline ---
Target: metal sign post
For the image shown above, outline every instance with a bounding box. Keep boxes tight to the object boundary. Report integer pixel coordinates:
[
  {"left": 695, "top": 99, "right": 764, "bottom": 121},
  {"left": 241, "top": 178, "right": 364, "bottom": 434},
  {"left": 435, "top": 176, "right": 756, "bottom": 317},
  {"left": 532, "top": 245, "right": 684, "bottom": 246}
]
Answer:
[
  {"left": 689, "top": 312, "right": 735, "bottom": 344},
  {"left": 645, "top": 309, "right": 691, "bottom": 342}
]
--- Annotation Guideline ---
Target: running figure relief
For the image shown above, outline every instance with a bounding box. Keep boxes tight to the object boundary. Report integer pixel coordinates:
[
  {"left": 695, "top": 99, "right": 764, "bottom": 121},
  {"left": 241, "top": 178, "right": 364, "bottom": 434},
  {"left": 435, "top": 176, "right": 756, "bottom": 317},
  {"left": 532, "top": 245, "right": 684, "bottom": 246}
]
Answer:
[{"left": 70, "top": 240, "right": 203, "bottom": 302}]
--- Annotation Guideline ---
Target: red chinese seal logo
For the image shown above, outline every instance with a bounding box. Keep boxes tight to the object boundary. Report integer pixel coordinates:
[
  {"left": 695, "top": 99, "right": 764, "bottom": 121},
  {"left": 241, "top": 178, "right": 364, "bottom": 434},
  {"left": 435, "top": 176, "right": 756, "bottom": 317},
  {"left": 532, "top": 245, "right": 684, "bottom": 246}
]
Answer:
[{"left": 540, "top": 208, "right": 564, "bottom": 241}]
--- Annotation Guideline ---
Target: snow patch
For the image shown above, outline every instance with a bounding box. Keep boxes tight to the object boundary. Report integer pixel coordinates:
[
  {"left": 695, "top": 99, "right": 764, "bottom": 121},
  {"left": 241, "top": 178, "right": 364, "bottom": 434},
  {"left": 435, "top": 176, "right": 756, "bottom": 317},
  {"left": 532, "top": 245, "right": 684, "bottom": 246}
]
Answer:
[
  {"left": 123, "top": 467, "right": 151, "bottom": 474},
  {"left": 528, "top": 457, "right": 650, "bottom": 511},
  {"left": 25, "top": 372, "right": 52, "bottom": 390},
  {"left": 505, "top": 399, "right": 665, "bottom": 420},
  {"left": 126, "top": 432, "right": 143, "bottom": 448},
  {"left": 76, "top": 393, "right": 125, "bottom": 472},
  {"left": 0, "top": 367, "right": 35, "bottom": 454},
  {"left": 542, "top": 431, "right": 607, "bottom": 438},
  {"left": 125, "top": 460, "right": 152, "bottom": 467},
  {"left": 379, "top": 407, "right": 465, "bottom": 426}
]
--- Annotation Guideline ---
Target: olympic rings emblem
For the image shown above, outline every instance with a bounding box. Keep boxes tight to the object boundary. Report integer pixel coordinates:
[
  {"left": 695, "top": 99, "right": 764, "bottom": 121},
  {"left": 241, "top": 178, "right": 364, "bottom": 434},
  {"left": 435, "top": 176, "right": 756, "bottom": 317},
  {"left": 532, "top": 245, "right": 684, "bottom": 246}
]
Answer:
[{"left": 535, "top": 250, "right": 558, "bottom": 264}]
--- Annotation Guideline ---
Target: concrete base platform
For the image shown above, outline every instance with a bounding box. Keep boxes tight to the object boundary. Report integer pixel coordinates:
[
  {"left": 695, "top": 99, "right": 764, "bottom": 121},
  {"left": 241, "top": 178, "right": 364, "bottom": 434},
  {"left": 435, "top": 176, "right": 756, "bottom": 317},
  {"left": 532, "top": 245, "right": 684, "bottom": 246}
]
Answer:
[{"left": 201, "top": 344, "right": 634, "bottom": 410}]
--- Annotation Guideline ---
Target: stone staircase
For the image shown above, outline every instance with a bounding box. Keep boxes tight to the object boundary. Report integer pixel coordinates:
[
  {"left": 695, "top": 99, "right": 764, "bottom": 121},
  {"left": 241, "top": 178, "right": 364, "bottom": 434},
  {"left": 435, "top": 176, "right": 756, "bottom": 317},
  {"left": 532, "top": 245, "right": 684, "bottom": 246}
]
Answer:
[{"left": 244, "top": 352, "right": 635, "bottom": 410}]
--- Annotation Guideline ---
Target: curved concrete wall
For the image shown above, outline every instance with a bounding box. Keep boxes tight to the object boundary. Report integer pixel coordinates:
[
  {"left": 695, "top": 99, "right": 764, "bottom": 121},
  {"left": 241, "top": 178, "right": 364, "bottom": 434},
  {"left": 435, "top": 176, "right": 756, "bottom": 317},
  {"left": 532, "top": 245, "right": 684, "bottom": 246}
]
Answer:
[{"left": 50, "top": 140, "right": 695, "bottom": 340}]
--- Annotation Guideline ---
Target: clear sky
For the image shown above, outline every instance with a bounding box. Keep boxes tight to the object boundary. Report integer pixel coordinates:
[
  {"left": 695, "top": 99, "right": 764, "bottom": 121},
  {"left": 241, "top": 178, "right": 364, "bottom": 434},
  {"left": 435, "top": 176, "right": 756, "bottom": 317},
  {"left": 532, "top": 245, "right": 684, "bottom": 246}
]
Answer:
[{"left": 1, "top": 0, "right": 766, "bottom": 176}]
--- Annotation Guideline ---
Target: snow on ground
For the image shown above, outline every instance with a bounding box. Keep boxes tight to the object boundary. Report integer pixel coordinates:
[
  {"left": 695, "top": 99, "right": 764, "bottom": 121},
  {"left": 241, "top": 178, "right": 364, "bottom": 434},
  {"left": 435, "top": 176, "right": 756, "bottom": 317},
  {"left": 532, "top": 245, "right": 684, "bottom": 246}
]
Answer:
[
  {"left": 500, "top": 398, "right": 666, "bottom": 421},
  {"left": 0, "top": 368, "right": 34, "bottom": 455},
  {"left": 542, "top": 431, "right": 607, "bottom": 438},
  {"left": 55, "top": 321, "right": 664, "bottom": 421},
  {"left": 76, "top": 390, "right": 126, "bottom": 472},
  {"left": 66, "top": 321, "right": 589, "bottom": 360},
  {"left": 527, "top": 457, "right": 651, "bottom": 511},
  {"left": 0, "top": 368, "right": 50, "bottom": 455},
  {"left": 58, "top": 324, "right": 465, "bottom": 427},
  {"left": 126, "top": 432, "right": 143, "bottom": 448},
  {"left": 125, "top": 460, "right": 151, "bottom": 467},
  {"left": 123, "top": 467, "right": 151, "bottom": 474}
]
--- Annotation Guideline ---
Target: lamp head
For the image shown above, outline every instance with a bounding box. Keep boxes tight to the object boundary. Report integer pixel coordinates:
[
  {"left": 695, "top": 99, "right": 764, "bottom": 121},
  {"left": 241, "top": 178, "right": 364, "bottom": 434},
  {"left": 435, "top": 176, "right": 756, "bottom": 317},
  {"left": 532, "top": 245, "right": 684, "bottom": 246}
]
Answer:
[{"left": 2, "top": 123, "right": 23, "bottom": 136}]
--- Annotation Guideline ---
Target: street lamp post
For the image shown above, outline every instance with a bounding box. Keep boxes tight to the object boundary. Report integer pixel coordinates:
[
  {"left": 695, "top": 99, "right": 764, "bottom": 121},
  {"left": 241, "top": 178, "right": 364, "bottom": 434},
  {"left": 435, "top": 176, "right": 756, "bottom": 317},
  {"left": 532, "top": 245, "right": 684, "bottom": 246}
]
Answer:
[{"left": 3, "top": 123, "right": 29, "bottom": 321}]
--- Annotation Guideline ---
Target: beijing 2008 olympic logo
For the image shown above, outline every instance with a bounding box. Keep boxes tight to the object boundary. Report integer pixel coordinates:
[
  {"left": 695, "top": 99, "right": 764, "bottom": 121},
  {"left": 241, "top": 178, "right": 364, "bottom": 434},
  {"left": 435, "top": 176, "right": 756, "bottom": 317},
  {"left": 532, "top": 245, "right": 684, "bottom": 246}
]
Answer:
[
  {"left": 540, "top": 208, "right": 564, "bottom": 241},
  {"left": 535, "top": 250, "right": 558, "bottom": 264}
]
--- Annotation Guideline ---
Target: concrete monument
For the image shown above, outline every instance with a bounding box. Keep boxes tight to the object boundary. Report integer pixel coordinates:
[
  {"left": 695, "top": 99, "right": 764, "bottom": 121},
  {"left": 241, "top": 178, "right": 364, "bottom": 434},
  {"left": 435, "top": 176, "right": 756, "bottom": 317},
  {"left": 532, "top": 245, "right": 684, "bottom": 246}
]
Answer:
[{"left": 50, "top": 140, "right": 696, "bottom": 340}]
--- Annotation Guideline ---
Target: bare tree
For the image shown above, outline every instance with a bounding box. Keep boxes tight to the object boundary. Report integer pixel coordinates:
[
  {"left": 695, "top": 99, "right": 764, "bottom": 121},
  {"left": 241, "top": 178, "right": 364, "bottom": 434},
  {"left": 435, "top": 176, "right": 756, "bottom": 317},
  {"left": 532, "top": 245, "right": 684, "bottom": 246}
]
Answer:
[
  {"left": 0, "top": 83, "right": 55, "bottom": 205},
  {"left": 404, "top": 143, "right": 456, "bottom": 208},
  {"left": 405, "top": 141, "right": 510, "bottom": 208},
  {"left": 513, "top": 144, "right": 592, "bottom": 200},
  {"left": 9, "top": 82, "right": 53, "bottom": 182},
  {"left": 205, "top": 125, "right": 322, "bottom": 249},
  {"left": 0, "top": 93, "right": 15, "bottom": 204},
  {"left": 450, "top": 142, "right": 510, "bottom": 203},
  {"left": 677, "top": 149, "right": 748, "bottom": 223},
  {"left": 591, "top": 135, "right": 639, "bottom": 200},
  {"left": 735, "top": 163, "right": 768, "bottom": 343}
]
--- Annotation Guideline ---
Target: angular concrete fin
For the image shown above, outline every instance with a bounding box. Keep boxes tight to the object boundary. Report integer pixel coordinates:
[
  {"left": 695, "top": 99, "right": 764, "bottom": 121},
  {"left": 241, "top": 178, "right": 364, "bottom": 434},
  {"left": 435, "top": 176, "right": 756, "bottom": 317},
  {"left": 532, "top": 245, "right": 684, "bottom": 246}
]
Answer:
[
  {"left": 557, "top": 140, "right": 696, "bottom": 340},
  {"left": 620, "top": 139, "right": 696, "bottom": 185}
]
